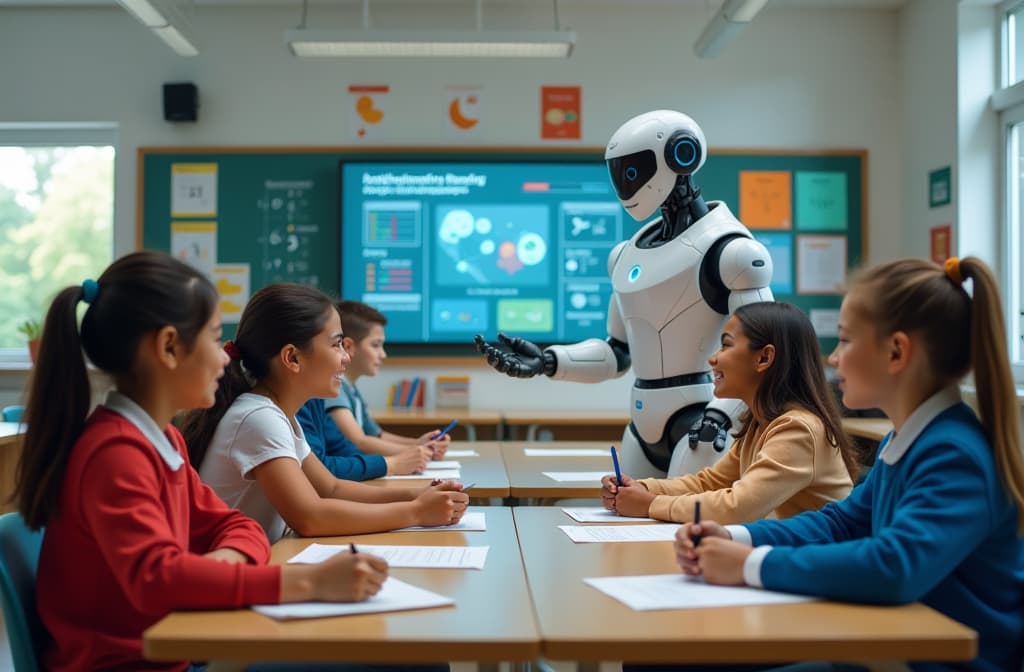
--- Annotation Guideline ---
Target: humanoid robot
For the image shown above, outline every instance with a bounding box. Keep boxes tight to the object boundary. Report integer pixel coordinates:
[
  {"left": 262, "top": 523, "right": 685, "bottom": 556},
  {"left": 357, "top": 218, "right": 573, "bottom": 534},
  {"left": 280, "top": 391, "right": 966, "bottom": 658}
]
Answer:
[{"left": 475, "top": 110, "right": 773, "bottom": 478}]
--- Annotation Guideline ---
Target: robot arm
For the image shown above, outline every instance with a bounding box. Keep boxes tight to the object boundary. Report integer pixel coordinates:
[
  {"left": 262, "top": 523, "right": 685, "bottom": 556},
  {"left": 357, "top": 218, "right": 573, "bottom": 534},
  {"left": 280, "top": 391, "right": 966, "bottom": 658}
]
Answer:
[
  {"left": 688, "top": 397, "right": 746, "bottom": 455},
  {"left": 720, "top": 236, "right": 774, "bottom": 311}
]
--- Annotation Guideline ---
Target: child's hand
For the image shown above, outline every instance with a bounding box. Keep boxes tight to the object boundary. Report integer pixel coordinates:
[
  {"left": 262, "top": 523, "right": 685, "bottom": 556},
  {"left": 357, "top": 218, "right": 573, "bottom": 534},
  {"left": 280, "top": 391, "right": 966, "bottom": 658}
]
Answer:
[
  {"left": 674, "top": 520, "right": 731, "bottom": 576},
  {"left": 414, "top": 487, "right": 469, "bottom": 527},
  {"left": 202, "top": 548, "right": 250, "bottom": 564},
  {"left": 694, "top": 538, "right": 752, "bottom": 586},
  {"left": 416, "top": 430, "right": 451, "bottom": 459},
  {"left": 601, "top": 473, "right": 637, "bottom": 498},
  {"left": 386, "top": 445, "right": 432, "bottom": 475},
  {"left": 311, "top": 550, "right": 389, "bottom": 602},
  {"left": 612, "top": 479, "right": 655, "bottom": 517}
]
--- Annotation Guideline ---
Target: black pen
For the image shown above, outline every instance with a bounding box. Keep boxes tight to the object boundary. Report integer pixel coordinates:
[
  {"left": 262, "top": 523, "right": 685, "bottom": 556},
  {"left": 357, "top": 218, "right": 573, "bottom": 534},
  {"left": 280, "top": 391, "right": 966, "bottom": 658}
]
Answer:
[
  {"left": 350, "top": 542, "right": 358, "bottom": 554},
  {"left": 692, "top": 500, "right": 702, "bottom": 548}
]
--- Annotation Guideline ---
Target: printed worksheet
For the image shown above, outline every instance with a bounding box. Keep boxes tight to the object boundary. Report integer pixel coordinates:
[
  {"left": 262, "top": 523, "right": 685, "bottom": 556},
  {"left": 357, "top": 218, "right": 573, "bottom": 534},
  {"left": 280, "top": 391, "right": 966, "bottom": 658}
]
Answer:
[
  {"left": 584, "top": 574, "right": 817, "bottom": 610},
  {"left": 558, "top": 524, "right": 679, "bottom": 543},
  {"left": 562, "top": 507, "right": 657, "bottom": 523},
  {"left": 253, "top": 577, "right": 453, "bottom": 620},
  {"left": 288, "top": 543, "right": 489, "bottom": 569}
]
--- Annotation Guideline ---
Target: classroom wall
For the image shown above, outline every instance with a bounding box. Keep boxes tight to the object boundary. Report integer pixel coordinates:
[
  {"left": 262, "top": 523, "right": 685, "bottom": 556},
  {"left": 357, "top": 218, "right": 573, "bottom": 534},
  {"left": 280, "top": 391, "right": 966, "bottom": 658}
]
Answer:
[{"left": 0, "top": 1, "right": 905, "bottom": 410}]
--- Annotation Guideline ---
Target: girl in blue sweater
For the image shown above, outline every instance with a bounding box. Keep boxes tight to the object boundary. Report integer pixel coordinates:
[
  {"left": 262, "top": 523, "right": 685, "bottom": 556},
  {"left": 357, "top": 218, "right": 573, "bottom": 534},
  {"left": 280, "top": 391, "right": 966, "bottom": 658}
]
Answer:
[{"left": 676, "top": 256, "right": 1024, "bottom": 672}]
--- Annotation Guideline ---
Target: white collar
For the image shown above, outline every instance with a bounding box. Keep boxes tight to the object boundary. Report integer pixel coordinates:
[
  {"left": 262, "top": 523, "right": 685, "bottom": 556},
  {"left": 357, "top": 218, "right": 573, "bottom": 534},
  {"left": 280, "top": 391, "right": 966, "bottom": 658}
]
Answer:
[
  {"left": 878, "top": 384, "right": 962, "bottom": 465},
  {"left": 103, "top": 391, "right": 184, "bottom": 471}
]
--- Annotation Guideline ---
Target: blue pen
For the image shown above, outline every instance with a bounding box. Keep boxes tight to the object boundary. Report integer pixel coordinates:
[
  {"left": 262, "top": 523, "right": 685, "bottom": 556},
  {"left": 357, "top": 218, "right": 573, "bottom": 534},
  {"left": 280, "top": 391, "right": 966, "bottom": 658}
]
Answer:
[
  {"left": 432, "top": 419, "right": 459, "bottom": 441},
  {"left": 610, "top": 445, "right": 622, "bottom": 486},
  {"left": 460, "top": 482, "right": 476, "bottom": 493}
]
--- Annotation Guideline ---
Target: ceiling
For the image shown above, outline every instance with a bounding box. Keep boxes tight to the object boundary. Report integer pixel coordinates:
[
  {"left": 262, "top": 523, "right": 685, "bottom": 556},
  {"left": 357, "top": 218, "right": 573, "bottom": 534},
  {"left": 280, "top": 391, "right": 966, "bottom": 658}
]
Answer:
[{"left": 0, "top": 0, "right": 909, "bottom": 8}]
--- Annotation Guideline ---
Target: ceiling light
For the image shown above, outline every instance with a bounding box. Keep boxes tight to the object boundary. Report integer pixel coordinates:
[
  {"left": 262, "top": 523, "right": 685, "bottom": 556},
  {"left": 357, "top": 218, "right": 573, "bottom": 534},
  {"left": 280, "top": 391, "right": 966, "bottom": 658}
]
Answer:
[
  {"left": 116, "top": 0, "right": 199, "bottom": 56},
  {"left": 154, "top": 25, "right": 199, "bottom": 57},
  {"left": 285, "top": 29, "right": 575, "bottom": 58},
  {"left": 694, "top": 0, "right": 768, "bottom": 59},
  {"left": 116, "top": 0, "right": 166, "bottom": 28}
]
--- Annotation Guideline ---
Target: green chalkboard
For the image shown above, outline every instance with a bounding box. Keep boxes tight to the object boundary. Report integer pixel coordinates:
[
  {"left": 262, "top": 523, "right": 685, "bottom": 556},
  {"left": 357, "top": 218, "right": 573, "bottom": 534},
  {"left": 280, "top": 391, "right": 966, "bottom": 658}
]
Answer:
[{"left": 139, "top": 147, "right": 865, "bottom": 354}]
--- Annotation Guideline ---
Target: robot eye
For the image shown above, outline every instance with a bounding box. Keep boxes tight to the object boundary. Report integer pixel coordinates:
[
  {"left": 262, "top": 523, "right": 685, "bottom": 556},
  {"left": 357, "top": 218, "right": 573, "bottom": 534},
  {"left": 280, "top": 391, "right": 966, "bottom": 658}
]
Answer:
[
  {"left": 607, "top": 150, "right": 657, "bottom": 200},
  {"left": 625, "top": 166, "right": 638, "bottom": 181}
]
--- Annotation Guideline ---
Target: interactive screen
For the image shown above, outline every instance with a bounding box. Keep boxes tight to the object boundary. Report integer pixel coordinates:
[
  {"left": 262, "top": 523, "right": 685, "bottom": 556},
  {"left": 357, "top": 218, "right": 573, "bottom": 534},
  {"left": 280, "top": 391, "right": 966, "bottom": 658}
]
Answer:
[{"left": 340, "top": 160, "right": 635, "bottom": 344}]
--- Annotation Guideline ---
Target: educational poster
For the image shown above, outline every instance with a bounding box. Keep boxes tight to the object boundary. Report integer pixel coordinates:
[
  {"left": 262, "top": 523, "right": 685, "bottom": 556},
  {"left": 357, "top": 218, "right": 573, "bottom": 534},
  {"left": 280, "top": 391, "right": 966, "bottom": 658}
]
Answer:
[
  {"left": 796, "top": 234, "right": 847, "bottom": 294},
  {"left": 809, "top": 308, "right": 840, "bottom": 338},
  {"left": 752, "top": 232, "right": 794, "bottom": 295},
  {"left": 443, "top": 85, "right": 482, "bottom": 138},
  {"left": 739, "top": 171, "right": 792, "bottom": 229},
  {"left": 171, "top": 163, "right": 217, "bottom": 217},
  {"left": 929, "top": 166, "right": 951, "bottom": 208},
  {"left": 540, "top": 86, "right": 581, "bottom": 140},
  {"left": 795, "top": 171, "right": 848, "bottom": 231},
  {"left": 171, "top": 221, "right": 216, "bottom": 278},
  {"left": 348, "top": 84, "right": 390, "bottom": 140},
  {"left": 213, "top": 264, "right": 250, "bottom": 325},
  {"left": 930, "top": 224, "right": 952, "bottom": 263}
]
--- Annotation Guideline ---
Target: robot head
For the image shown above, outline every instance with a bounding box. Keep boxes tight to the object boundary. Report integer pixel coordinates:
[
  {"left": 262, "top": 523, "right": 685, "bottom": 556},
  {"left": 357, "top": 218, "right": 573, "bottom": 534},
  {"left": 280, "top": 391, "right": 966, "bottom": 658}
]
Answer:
[{"left": 604, "top": 110, "right": 707, "bottom": 221}]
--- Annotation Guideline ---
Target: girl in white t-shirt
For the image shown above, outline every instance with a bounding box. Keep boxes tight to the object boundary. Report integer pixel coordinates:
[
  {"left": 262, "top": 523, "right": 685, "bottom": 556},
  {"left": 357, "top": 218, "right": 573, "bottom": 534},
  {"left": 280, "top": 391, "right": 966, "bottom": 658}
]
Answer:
[{"left": 182, "top": 283, "right": 468, "bottom": 542}]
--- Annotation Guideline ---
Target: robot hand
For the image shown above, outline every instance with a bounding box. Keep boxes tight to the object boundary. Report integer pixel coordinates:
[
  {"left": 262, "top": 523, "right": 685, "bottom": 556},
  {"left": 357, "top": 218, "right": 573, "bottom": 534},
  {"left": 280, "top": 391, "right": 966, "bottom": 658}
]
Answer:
[
  {"left": 474, "top": 333, "right": 556, "bottom": 379},
  {"left": 688, "top": 407, "right": 732, "bottom": 454}
]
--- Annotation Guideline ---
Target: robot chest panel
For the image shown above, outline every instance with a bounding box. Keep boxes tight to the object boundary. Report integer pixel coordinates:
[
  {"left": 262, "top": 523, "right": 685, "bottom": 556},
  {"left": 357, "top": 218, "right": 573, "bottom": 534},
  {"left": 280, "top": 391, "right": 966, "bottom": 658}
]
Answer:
[{"left": 612, "top": 240, "right": 703, "bottom": 326}]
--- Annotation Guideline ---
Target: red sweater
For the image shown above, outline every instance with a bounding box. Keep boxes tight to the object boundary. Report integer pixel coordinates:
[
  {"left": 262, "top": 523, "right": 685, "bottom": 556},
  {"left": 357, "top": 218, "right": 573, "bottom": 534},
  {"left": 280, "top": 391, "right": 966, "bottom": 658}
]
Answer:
[{"left": 37, "top": 407, "right": 281, "bottom": 671}]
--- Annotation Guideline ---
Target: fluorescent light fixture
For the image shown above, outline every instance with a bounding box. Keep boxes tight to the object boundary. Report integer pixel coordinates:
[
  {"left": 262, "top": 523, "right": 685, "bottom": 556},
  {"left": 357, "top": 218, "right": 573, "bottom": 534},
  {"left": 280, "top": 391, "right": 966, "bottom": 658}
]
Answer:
[
  {"left": 285, "top": 29, "right": 575, "bottom": 58},
  {"left": 694, "top": 0, "right": 768, "bottom": 59},
  {"left": 116, "top": 0, "right": 199, "bottom": 56},
  {"left": 116, "top": 0, "right": 166, "bottom": 28},
  {"left": 153, "top": 24, "right": 199, "bottom": 57}
]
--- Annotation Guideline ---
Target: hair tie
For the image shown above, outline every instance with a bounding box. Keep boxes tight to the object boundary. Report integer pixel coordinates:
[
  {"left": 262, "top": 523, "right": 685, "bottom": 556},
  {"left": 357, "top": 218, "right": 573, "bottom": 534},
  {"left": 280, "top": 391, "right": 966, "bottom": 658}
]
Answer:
[
  {"left": 81, "top": 279, "right": 99, "bottom": 304},
  {"left": 943, "top": 257, "right": 963, "bottom": 285},
  {"left": 224, "top": 340, "right": 241, "bottom": 360}
]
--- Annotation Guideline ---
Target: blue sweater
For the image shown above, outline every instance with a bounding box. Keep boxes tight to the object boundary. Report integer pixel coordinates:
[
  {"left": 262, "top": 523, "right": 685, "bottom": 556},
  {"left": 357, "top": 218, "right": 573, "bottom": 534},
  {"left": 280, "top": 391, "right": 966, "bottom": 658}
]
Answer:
[
  {"left": 296, "top": 398, "right": 387, "bottom": 481},
  {"left": 743, "top": 403, "right": 1024, "bottom": 672}
]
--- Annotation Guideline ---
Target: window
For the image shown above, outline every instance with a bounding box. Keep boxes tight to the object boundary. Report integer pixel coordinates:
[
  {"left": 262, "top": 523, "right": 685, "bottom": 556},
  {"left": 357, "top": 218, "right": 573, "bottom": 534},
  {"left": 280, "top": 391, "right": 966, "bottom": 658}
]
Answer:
[{"left": 0, "top": 124, "right": 116, "bottom": 365}]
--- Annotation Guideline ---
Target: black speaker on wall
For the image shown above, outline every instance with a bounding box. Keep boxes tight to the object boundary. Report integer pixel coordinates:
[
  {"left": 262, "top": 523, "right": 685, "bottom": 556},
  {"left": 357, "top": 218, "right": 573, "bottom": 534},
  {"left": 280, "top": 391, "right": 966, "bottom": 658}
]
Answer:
[{"left": 163, "top": 82, "right": 198, "bottom": 122}]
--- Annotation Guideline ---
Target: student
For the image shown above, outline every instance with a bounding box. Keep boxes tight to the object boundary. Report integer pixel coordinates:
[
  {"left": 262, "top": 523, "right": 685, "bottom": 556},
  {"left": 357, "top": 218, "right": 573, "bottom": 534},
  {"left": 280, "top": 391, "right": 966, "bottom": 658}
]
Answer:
[
  {"left": 325, "top": 300, "right": 450, "bottom": 470},
  {"left": 181, "top": 283, "right": 468, "bottom": 543},
  {"left": 603, "top": 301, "right": 856, "bottom": 524},
  {"left": 15, "top": 252, "right": 389, "bottom": 672},
  {"left": 676, "top": 257, "right": 1024, "bottom": 672}
]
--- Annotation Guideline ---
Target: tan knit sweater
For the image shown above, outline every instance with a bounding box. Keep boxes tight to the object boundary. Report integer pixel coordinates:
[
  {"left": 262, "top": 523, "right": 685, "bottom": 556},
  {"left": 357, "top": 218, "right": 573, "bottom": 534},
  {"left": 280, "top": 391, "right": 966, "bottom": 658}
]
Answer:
[{"left": 638, "top": 408, "right": 853, "bottom": 524}]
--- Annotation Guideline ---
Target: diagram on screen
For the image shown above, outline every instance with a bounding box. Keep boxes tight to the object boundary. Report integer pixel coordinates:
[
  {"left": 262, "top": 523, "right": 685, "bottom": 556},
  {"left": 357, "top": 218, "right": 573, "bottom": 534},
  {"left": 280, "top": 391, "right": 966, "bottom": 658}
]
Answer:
[{"left": 435, "top": 204, "right": 550, "bottom": 287}]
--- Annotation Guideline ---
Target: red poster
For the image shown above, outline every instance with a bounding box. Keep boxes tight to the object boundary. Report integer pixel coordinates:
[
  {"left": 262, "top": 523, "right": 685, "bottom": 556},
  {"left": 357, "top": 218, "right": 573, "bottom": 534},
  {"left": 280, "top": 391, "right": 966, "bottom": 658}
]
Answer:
[
  {"left": 930, "top": 224, "right": 952, "bottom": 264},
  {"left": 540, "top": 86, "right": 581, "bottom": 140}
]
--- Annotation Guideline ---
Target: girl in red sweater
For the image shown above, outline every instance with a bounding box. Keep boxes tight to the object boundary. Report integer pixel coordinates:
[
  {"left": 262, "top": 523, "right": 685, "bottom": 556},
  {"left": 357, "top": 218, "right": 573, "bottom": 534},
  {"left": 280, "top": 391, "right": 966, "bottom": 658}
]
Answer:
[{"left": 15, "top": 251, "right": 388, "bottom": 671}]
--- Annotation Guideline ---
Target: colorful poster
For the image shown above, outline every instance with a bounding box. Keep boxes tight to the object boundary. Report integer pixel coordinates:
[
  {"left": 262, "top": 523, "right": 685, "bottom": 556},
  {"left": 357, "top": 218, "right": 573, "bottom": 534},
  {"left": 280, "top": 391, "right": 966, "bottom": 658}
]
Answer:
[
  {"left": 929, "top": 166, "right": 951, "bottom": 208},
  {"left": 930, "top": 224, "right": 952, "bottom": 264},
  {"left": 213, "top": 264, "right": 250, "bottom": 325},
  {"left": 171, "top": 221, "right": 216, "bottom": 278},
  {"left": 795, "top": 171, "right": 848, "bottom": 231},
  {"left": 348, "top": 84, "right": 390, "bottom": 140},
  {"left": 740, "top": 171, "right": 792, "bottom": 230},
  {"left": 443, "top": 85, "right": 482, "bottom": 138},
  {"left": 752, "top": 232, "right": 794, "bottom": 295},
  {"left": 540, "top": 86, "right": 581, "bottom": 140},
  {"left": 796, "top": 234, "right": 847, "bottom": 294},
  {"left": 171, "top": 163, "right": 217, "bottom": 217}
]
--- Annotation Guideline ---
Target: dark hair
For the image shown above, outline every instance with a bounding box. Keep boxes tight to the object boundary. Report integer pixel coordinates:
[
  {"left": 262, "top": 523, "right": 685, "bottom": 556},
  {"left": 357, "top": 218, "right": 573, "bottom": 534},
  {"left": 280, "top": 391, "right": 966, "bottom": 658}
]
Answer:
[
  {"left": 847, "top": 256, "right": 1024, "bottom": 529},
  {"left": 337, "top": 300, "right": 387, "bottom": 343},
  {"left": 181, "top": 283, "right": 336, "bottom": 468},
  {"left": 16, "top": 251, "right": 219, "bottom": 529},
  {"left": 731, "top": 302, "right": 858, "bottom": 480}
]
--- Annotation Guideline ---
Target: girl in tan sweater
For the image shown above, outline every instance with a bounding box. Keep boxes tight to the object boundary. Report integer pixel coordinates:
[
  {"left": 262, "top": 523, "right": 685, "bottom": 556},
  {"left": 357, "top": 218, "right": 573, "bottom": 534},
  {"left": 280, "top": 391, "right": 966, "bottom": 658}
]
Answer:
[{"left": 603, "top": 301, "right": 857, "bottom": 524}]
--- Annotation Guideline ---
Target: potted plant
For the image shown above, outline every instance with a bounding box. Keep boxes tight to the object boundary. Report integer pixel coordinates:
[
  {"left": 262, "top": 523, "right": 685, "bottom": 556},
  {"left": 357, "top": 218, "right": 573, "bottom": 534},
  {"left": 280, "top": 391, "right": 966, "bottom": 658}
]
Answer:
[{"left": 17, "top": 319, "right": 42, "bottom": 364}]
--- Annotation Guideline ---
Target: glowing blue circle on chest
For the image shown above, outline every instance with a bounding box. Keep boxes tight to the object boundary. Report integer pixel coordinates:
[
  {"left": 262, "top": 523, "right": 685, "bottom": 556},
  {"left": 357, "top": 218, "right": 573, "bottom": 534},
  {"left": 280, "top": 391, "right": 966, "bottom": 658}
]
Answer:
[{"left": 628, "top": 265, "right": 642, "bottom": 282}]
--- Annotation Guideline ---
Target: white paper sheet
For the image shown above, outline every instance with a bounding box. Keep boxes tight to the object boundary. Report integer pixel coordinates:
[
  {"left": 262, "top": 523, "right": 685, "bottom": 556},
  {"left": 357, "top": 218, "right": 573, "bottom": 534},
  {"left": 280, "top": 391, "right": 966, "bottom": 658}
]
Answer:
[
  {"left": 558, "top": 524, "right": 679, "bottom": 543},
  {"left": 562, "top": 507, "right": 657, "bottom": 523},
  {"left": 542, "top": 471, "right": 608, "bottom": 482},
  {"left": 584, "top": 574, "right": 817, "bottom": 611},
  {"left": 253, "top": 577, "right": 454, "bottom": 620},
  {"left": 444, "top": 450, "right": 479, "bottom": 457},
  {"left": 381, "top": 469, "right": 461, "bottom": 480},
  {"left": 288, "top": 543, "right": 489, "bottom": 569},
  {"left": 525, "top": 448, "right": 611, "bottom": 457},
  {"left": 426, "top": 460, "right": 461, "bottom": 469},
  {"left": 393, "top": 511, "right": 486, "bottom": 532}
]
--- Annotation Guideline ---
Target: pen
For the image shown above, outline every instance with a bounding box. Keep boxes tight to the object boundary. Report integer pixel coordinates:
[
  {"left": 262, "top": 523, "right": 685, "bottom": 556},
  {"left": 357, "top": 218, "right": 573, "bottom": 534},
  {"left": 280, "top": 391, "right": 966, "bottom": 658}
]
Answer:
[
  {"left": 610, "top": 445, "right": 622, "bottom": 486},
  {"left": 350, "top": 542, "right": 358, "bottom": 554},
  {"left": 460, "top": 482, "right": 476, "bottom": 492},
  {"left": 432, "top": 419, "right": 459, "bottom": 441},
  {"left": 692, "top": 500, "right": 702, "bottom": 548}
]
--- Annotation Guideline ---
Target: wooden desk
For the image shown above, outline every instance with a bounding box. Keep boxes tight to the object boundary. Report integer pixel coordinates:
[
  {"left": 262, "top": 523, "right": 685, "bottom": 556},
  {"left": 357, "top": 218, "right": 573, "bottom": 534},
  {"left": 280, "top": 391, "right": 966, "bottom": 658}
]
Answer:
[
  {"left": 370, "top": 408, "right": 503, "bottom": 442},
  {"left": 502, "top": 441, "right": 609, "bottom": 501},
  {"left": 363, "top": 441, "right": 510, "bottom": 499},
  {"left": 502, "top": 409, "right": 629, "bottom": 441},
  {"left": 513, "top": 507, "right": 975, "bottom": 664},
  {"left": 842, "top": 417, "right": 893, "bottom": 442},
  {"left": 0, "top": 423, "right": 23, "bottom": 515},
  {"left": 144, "top": 507, "right": 539, "bottom": 664}
]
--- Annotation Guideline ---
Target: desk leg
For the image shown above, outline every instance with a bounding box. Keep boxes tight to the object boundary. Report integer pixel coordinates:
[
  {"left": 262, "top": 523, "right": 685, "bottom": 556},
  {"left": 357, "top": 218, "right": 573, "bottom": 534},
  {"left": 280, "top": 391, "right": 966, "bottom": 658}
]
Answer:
[
  {"left": 526, "top": 424, "right": 539, "bottom": 442},
  {"left": 464, "top": 423, "right": 477, "bottom": 442}
]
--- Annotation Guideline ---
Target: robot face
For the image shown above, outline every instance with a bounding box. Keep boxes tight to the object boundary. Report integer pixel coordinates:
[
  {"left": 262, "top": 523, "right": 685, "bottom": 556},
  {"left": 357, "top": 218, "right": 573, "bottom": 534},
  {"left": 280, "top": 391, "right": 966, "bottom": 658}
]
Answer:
[{"left": 607, "top": 150, "right": 658, "bottom": 201}]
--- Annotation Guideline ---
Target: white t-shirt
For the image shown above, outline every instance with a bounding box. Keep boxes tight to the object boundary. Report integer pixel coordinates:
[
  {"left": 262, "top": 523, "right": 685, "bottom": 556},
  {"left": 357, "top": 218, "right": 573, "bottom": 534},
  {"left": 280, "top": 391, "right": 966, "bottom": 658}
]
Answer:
[{"left": 199, "top": 392, "right": 312, "bottom": 543}]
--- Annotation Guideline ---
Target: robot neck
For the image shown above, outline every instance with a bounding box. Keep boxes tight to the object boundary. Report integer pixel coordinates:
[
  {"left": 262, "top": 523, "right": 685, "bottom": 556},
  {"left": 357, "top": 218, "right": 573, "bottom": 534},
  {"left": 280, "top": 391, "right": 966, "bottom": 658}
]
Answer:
[{"left": 657, "top": 176, "right": 709, "bottom": 242}]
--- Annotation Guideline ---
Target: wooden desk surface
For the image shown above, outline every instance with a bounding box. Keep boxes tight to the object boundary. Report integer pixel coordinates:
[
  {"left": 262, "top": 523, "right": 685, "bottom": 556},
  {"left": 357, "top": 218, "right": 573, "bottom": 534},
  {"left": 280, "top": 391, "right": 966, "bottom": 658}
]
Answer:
[
  {"left": 0, "top": 422, "right": 22, "bottom": 446},
  {"left": 841, "top": 417, "right": 893, "bottom": 442},
  {"left": 370, "top": 407, "right": 503, "bottom": 426},
  {"left": 363, "top": 441, "right": 510, "bottom": 498},
  {"left": 513, "top": 507, "right": 975, "bottom": 664},
  {"left": 502, "top": 441, "right": 609, "bottom": 499},
  {"left": 501, "top": 409, "right": 630, "bottom": 426},
  {"left": 144, "top": 507, "right": 539, "bottom": 664}
]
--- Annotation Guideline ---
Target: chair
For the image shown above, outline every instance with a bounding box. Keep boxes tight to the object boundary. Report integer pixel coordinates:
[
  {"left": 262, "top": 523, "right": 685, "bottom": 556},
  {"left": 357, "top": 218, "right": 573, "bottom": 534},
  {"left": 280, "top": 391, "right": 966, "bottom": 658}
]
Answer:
[
  {"left": 0, "top": 513, "right": 45, "bottom": 671},
  {"left": 1, "top": 406, "right": 24, "bottom": 423}
]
